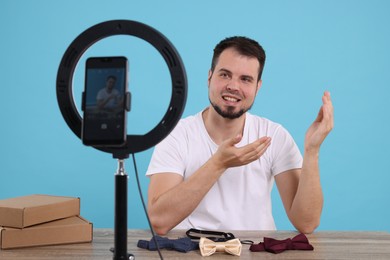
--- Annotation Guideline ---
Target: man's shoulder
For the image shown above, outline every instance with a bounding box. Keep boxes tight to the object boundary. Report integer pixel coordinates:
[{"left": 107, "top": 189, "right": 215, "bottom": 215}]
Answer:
[
  {"left": 177, "top": 111, "right": 203, "bottom": 127},
  {"left": 96, "top": 88, "right": 107, "bottom": 97},
  {"left": 166, "top": 111, "right": 202, "bottom": 135},
  {"left": 246, "top": 113, "right": 294, "bottom": 140},
  {"left": 160, "top": 111, "right": 204, "bottom": 145},
  {"left": 246, "top": 112, "right": 281, "bottom": 128}
]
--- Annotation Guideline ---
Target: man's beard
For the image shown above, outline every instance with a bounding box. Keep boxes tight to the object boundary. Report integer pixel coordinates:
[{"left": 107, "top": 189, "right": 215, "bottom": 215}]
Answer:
[{"left": 209, "top": 98, "right": 252, "bottom": 119}]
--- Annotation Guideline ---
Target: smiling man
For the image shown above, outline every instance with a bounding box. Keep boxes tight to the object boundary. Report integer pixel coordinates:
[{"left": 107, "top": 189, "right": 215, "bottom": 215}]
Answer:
[{"left": 146, "top": 36, "right": 334, "bottom": 235}]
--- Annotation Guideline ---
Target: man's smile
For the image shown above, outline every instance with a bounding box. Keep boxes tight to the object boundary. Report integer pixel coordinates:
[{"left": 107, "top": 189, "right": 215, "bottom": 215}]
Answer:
[{"left": 222, "top": 94, "right": 241, "bottom": 103}]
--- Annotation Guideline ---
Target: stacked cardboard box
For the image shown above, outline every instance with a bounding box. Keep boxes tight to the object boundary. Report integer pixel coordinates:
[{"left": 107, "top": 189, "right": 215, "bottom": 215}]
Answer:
[{"left": 0, "top": 194, "right": 93, "bottom": 249}]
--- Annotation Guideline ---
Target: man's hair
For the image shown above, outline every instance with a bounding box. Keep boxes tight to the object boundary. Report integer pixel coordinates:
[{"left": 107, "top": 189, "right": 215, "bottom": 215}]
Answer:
[
  {"left": 107, "top": 75, "right": 117, "bottom": 81},
  {"left": 211, "top": 36, "right": 266, "bottom": 81}
]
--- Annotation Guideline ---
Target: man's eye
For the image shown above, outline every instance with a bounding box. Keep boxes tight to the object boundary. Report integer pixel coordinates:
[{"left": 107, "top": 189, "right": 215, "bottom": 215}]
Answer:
[
  {"left": 242, "top": 77, "right": 252, "bottom": 83},
  {"left": 220, "top": 73, "right": 229, "bottom": 79}
]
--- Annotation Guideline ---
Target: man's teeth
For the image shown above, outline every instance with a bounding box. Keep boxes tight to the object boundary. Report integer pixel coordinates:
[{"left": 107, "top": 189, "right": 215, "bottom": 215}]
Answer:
[{"left": 223, "top": 96, "right": 238, "bottom": 102}]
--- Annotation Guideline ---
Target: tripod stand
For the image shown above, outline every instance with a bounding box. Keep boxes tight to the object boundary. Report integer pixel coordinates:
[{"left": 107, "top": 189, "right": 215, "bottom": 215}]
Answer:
[{"left": 113, "top": 158, "right": 135, "bottom": 260}]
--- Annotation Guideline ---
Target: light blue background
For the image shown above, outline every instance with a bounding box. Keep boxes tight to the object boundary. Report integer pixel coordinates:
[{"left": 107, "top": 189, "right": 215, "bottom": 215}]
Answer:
[{"left": 1, "top": 0, "right": 389, "bottom": 232}]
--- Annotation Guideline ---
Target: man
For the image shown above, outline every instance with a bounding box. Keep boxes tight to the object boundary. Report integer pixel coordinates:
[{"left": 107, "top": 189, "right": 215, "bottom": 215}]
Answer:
[
  {"left": 146, "top": 36, "right": 334, "bottom": 235},
  {"left": 96, "top": 75, "right": 122, "bottom": 111}
]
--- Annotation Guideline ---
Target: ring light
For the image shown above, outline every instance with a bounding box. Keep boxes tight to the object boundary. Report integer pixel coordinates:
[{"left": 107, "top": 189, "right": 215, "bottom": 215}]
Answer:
[{"left": 56, "top": 20, "right": 187, "bottom": 157}]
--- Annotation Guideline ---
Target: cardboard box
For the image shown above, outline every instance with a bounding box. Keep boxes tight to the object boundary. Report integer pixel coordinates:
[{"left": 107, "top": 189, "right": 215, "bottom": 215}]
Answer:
[
  {"left": 0, "top": 194, "right": 80, "bottom": 228},
  {"left": 0, "top": 216, "right": 93, "bottom": 249}
]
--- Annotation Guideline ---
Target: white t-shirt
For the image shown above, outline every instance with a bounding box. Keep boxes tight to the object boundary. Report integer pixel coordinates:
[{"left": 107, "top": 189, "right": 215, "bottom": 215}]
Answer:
[
  {"left": 96, "top": 88, "right": 120, "bottom": 108},
  {"left": 146, "top": 110, "right": 302, "bottom": 231}
]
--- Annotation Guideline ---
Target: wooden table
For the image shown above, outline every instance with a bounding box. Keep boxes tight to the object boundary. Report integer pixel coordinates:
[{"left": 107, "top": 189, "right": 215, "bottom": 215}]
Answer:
[{"left": 1, "top": 229, "right": 390, "bottom": 259}]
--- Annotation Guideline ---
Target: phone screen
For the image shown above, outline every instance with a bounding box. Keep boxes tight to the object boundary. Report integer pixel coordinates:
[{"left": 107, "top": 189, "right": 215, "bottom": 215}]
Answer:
[{"left": 82, "top": 57, "right": 128, "bottom": 146}]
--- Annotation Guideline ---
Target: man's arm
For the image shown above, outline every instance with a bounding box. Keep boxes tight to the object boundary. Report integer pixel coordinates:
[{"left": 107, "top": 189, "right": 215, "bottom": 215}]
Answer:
[
  {"left": 276, "top": 91, "right": 334, "bottom": 234},
  {"left": 147, "top": 158, "right": 226, "bottom": 235},
  {"left": 97, "top": 94, "right": 115, "bottom": 109},
  {"left": 147, "top": 135, "right": 271, "bottom": 235}
]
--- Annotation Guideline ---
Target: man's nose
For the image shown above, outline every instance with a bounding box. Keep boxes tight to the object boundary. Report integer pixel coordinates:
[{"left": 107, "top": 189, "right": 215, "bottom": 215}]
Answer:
[{"left": 226, "top": 78, "right": 240, "bottom": 91}]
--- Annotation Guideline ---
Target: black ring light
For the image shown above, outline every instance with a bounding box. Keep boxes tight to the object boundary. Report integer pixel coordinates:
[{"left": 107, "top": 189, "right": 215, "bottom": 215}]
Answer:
[{"left": 56, "top": 20, "right": 187, "bottom": 158}]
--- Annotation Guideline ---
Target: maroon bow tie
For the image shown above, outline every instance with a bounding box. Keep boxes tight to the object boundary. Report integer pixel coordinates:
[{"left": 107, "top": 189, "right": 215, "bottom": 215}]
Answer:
[{"left": 249, "top": 233, "right": 314, "bottom": 254}]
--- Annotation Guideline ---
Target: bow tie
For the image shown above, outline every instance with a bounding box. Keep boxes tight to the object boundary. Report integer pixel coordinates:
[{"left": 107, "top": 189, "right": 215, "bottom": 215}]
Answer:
[
  {"left": 137, "top": 236, "right": 199, "bottom": 253},
  {"left": 199, "top": 237, "right": 242, "bottom": 256},
  {"left": 250, "top": 233, "right": 314, "bottom": 254}
]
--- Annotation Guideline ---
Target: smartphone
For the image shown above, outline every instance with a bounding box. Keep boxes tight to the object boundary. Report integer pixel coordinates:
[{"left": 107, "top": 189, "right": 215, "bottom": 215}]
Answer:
[{"left": 82, "top": 56, "right": 128, "bottom": 147}]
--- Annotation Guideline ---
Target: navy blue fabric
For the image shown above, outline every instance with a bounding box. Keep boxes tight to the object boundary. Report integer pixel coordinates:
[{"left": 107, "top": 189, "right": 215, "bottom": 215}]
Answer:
[{"left": 137, "top": 236, "right": 199, "bottom": 253}]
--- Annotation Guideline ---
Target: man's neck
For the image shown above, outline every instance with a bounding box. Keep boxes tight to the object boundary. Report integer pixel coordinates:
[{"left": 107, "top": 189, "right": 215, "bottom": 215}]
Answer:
[{"left": 202, "top": 106, "right": 246, "bottom": 145}]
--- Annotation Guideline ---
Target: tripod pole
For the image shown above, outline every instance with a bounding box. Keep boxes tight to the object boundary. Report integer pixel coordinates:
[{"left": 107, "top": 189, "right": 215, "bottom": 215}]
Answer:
[{"left": 113, "top": 159, "right": 134, "bottom": 260}]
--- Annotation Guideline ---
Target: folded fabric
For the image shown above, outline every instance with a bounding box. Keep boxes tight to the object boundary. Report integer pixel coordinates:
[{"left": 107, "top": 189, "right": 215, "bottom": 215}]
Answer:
[
  {"left": 199, "top": 237, "right": 242, "bottom": 256},
  {"left": 137, "top": 236, "right": 199, "bottom": 253},
  {"left": 249, "top": 233, "right": 314, "bottom": 254}
]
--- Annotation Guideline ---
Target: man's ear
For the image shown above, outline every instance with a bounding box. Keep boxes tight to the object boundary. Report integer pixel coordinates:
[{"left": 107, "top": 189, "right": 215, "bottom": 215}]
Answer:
[
  {"left": 207, "top": 70, "right": 213, "bottom": 87},
  {"left": 256, "top": 79, "right": 262, "bottom": 95}
]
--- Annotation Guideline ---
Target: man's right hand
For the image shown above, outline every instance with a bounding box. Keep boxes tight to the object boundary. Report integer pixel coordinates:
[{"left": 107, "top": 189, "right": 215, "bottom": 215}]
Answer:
[{"left": 212, "top": 135, "right": 271, "bottom": 170}]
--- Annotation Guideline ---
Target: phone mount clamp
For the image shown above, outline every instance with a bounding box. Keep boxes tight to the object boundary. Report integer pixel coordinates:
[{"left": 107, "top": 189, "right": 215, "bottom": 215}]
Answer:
[{"left": 56, "top": 20, "right": 187, "bottom": 260}]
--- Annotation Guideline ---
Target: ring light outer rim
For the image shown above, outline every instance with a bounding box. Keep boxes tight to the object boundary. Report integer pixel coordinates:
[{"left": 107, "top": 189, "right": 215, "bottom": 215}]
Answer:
[{"left": 56, "top": 20, "right": 187, "bottom": 157}]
